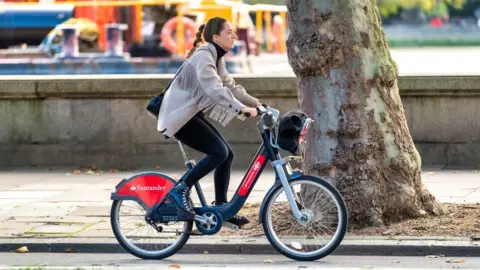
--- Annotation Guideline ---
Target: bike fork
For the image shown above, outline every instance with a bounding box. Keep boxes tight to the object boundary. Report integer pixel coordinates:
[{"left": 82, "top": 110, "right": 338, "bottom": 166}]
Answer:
[{"left": 271, "top": 159, "right": 304, "bottom": 221}]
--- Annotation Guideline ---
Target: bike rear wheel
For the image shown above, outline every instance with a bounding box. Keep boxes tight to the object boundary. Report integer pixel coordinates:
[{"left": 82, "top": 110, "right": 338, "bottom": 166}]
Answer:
[
  {"left": 111, "top": 199, "right": 192, "bottom": 260},
  {"left": 261, "top": 175, "right": 347, "bottom": 261}
]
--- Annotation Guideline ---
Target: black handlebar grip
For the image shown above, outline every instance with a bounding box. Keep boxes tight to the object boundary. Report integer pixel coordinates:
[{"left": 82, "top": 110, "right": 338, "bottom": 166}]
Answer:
[{"left": 263, "top": 112, "right": 275, "bottom": 127}]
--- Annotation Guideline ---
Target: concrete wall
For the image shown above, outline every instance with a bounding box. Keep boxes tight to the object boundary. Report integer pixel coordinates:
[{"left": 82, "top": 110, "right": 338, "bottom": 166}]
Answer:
[{"left": 1, "top": 75, "right": 479, "bottom": 169}]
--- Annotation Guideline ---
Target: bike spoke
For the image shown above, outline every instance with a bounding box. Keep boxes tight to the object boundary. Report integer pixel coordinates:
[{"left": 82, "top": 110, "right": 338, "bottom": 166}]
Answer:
[
  {"left": 113, "top": 199, "right": 189, "bottom": 256},
  {"left": 265, "top": 179, "right": 345, "bottom": 258}
]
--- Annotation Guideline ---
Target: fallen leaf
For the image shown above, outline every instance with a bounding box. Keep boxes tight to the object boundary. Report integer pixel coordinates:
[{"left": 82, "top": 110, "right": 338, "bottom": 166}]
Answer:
[
  {"left": 65, "top": 173, "right": 72, "bottom": 176},
  {"left": 86, "top": 169, "right": 95, "bottom": 175},
  {"left": 64, "top": 248, "right": 75, "bottom": 253},
  {"left": 153, "top": 165, "right": 161, "bottom": 169},
  {"left": 203, "top": 250, "right": 209, "bottom": 254},
  {"left": 16, "top": 246, "right": 29, "bottom": 253},
  {"left": 96, "top": 173, "right": 102, "bottom": 176},
  {"left": 263, "top": 259, "right": 273, "bottom": 263},
  {"left": 110, "top": 169, "right": 119, "bottom": 173},
  {"left": 169, "top": 264, "right": 181, "bottom": 269},
  {"left": 73, "top": 170, "right": 81, "bottom": 174},
  {"left": 446, "top": 259, "right": 465, "bottom": 263}
]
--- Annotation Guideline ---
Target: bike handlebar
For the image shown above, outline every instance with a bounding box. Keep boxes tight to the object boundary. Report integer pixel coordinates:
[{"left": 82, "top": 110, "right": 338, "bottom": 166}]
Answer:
[{"left": 241, "top": 104, "right": 270, "bottom": 118}]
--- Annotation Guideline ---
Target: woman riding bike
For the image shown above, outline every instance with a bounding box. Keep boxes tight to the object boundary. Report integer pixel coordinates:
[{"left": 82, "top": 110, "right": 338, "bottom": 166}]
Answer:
[{"left": 157, "top": 17, "right": 261, "bottom": 226}]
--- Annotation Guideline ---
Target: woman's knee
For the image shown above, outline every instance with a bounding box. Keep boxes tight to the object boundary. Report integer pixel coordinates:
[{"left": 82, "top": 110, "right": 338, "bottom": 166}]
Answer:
[
  {"left": 210, "top": 143, "right": 230, "bottom": 165},
  {"left": 225, "top": 148, "right": 234, "bottom": 163}
]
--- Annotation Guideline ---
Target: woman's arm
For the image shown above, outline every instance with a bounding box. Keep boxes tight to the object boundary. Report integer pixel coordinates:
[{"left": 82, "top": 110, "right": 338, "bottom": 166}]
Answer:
[{"left": 218, "top": 59, "right": 260, "bottom": 107}]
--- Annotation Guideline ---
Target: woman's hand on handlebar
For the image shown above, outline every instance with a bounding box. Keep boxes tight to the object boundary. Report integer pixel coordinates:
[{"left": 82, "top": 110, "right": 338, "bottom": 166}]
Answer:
[{"left": 241, "top": 107, "right": 258, "bottom": 118}]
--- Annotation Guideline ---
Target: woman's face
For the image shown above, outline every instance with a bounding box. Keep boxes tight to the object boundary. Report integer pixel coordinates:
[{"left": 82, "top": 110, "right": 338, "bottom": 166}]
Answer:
[{"left": 213, "top": 22, "right": 237, "bottom": 51}]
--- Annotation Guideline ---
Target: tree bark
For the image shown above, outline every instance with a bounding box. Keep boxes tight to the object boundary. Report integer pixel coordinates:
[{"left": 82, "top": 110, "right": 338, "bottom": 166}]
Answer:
[{"left": 286, "top": 0, "right": 445, "bottom": 227}]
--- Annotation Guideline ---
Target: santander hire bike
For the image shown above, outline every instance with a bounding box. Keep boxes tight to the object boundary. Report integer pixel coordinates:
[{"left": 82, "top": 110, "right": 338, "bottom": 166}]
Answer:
[{"left": 110, "top": 105, "right": 348, "bottom": 261}]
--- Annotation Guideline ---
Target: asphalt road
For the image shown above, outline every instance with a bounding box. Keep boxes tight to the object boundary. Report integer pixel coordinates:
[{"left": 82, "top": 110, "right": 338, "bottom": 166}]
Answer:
[{"left": 1, "top": 253, "right": 479, "bottom": 269}]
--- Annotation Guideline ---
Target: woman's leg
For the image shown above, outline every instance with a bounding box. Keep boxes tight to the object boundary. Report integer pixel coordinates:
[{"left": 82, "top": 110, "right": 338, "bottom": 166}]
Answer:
[
  {"left": 196, "top": 114, "right": 233, "bottom": 204},
  {"left": 169, "top": 114, "right": 229, "bottom": 220},
  {"left": 174, "top": 115, "right": 229, "bottom": 187},
  {"left": 196, "top": 115, "right": 250, "bottom": 227}
]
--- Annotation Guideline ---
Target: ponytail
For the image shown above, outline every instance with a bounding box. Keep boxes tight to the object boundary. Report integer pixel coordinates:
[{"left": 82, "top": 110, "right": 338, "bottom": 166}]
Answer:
[{"left": 186, "top": 24, "right": 205, "bottom": 59}]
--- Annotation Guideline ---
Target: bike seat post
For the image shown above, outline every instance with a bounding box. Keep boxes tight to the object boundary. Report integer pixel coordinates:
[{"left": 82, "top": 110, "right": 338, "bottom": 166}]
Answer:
[
  {"left": 177, "top": 140, "right": 194, "bottom": 168},
  {"left": 177, "top": 140, "right": 207, "bottom": 207}
]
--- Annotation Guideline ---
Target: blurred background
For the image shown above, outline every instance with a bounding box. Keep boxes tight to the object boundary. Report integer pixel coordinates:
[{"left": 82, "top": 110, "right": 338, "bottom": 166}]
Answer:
[{"left": 1, "top": 0, "right": 480, "bottom": 76}]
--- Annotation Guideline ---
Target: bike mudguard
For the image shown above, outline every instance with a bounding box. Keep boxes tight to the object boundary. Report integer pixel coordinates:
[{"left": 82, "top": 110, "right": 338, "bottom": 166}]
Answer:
[{"left": 111, "top": 172, "right": 177, "bottom": 209}]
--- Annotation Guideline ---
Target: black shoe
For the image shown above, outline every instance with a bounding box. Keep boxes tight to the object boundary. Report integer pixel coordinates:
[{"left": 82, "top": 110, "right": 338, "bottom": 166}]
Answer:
[
  {"left": 212, "top": 200, "right": 250, "bottom": 228},
  {"left": 170, "top": 182, "right": 195, "bottom": 220},
  {"left": 226, "top": 215, "right": 250, "bottom": 227}
]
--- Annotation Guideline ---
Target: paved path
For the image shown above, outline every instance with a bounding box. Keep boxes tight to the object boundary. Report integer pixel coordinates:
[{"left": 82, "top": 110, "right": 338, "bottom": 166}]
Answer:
[
  {"left": 0, "top": 166, "right": 479, "bottom": 238},
  {"left": 249, "top": 47, "right": 480, "bottom": 76}
]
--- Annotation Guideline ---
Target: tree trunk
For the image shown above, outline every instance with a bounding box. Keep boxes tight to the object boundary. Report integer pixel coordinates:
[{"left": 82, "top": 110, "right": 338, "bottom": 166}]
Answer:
[{"left": 286, "top": 0, "right": 445, "bottom": 227}]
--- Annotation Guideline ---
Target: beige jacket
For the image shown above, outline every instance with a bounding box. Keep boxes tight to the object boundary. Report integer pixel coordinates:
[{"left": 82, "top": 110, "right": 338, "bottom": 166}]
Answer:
[{"left": 157, "top": 43, "right": 259, "bottom": 137}]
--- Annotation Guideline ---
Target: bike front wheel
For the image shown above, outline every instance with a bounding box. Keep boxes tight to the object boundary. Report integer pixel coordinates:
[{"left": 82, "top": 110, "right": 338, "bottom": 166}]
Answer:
[{"left": 261, "top": 175, "right": 347, "bottom": 261}]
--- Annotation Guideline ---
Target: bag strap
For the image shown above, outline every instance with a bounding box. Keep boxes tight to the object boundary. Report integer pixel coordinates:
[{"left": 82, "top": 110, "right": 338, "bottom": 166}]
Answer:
[
  {"left": 163, "top": 61, "right": 186, "bottom": 92},
  {"left": 164, "top": 47, "right": 209, "bottom": 92}
]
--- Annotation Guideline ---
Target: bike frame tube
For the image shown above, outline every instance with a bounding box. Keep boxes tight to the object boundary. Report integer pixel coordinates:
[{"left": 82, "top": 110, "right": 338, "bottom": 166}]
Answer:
[
  {"left": 192, "top": 128, "right": 281, "bottom": 221},
  {"left": 216, "top": 143, "right": 268, "bottom": 219}
]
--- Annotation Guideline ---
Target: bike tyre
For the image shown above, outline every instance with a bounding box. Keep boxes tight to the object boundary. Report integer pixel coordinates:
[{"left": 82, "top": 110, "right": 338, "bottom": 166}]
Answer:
[
  {"left": 261, "top": 175, "right": 347, "bottom": 261},
  {"left": 111, "top": 199, "right": 193, "bottom": 260}
]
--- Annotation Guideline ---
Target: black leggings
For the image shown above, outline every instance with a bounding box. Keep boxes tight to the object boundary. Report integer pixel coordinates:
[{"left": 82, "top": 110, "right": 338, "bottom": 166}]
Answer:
[{"left": 174, "top": 113, "right": 233, "bottom": 203}]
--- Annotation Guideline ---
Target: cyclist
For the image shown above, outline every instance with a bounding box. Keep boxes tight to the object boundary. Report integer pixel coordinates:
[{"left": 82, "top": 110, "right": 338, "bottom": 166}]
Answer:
[{"left": 157, "top": 17, "right": 261, "bottom": 226}]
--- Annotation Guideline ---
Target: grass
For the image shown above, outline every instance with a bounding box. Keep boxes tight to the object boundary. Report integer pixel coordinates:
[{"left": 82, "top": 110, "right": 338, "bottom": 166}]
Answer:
[
  {"left": 388, "top": 39, "right": 480, "bottom": 47},
  {"left": 260, "top": 38, "right": 480, "bottom": 49}
]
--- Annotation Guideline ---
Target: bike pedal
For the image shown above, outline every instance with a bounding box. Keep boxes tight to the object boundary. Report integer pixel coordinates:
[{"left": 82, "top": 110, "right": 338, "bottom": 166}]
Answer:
[{"left": 223, "top": 222, "right": 240, "bottom": 231}]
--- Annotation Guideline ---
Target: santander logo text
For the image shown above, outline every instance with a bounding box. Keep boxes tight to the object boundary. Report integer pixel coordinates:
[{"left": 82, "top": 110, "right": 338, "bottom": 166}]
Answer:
[
  {"left": 242, "top": 162, "right": 261, "bottom": 189},
  {"left": 130, "top": 185, "right": 166, "bottom": 191}
]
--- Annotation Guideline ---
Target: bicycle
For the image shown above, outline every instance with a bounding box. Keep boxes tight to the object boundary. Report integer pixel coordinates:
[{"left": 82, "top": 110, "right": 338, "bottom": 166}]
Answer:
[{"left": 110, "top": 105, "right": 348, "bottom": 261}]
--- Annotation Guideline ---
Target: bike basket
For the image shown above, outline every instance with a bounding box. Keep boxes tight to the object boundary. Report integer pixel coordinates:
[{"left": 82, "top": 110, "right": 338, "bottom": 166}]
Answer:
[{"left": 276, "top": 109, "right": 311, "bottom": 155}]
